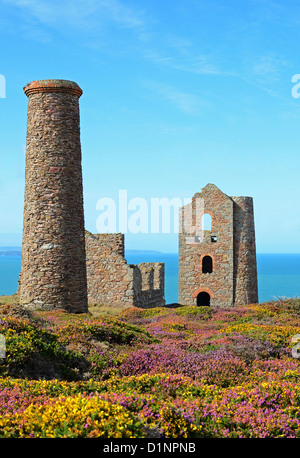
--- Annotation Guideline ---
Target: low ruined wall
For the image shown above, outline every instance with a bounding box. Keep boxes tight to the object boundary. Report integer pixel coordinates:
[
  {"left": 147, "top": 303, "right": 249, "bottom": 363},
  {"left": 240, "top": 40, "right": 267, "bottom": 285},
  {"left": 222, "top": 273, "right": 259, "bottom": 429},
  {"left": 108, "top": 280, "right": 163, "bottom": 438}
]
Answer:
[
  {"left": 85, "top": 231, "right": 165, "bottom": 308},
  {"left": 133, "top": 263, "right": 165, "bottom": 308},
  {"left": 85, "top": 231, "right": 134, "bottom": 307}
]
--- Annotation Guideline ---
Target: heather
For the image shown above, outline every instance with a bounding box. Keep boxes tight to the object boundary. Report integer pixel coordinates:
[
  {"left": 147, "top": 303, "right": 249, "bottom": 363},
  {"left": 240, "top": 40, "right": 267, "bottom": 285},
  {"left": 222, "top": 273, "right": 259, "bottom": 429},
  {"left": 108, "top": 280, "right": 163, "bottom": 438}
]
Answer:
[{"left": 0, "top": 298, "right": 299, "bottom": 437}]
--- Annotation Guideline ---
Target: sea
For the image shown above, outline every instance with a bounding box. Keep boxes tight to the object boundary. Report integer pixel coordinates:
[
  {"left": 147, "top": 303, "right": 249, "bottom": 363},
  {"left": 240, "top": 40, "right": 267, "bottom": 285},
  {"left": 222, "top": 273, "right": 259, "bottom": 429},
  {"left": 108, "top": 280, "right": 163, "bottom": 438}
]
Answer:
[{"left": 0, "top": 251, "right": 299, "bottom": 305}]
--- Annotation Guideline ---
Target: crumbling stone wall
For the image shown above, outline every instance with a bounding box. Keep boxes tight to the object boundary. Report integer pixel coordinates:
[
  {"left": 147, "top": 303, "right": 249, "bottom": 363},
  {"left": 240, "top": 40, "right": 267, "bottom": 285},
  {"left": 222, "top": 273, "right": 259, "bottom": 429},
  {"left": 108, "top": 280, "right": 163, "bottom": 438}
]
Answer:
[
  {"left": 19, "top": 80, "right": 88, "bottom": 313},
  {"left": 178, "top": 184, "right": 258, "bottom": 307},
  {"left": 85, "top": 231, "right": 165, "bottom": 308},
  {"left": 133, "top": 262, "right": 165, "bottom": 308}
]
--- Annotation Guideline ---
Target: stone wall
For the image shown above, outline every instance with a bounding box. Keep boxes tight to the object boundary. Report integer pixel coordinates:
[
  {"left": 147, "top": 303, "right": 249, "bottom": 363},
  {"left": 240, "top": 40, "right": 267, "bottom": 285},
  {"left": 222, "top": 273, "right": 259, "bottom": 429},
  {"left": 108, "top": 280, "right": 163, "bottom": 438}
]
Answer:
[
  {"left": 90, "top": 233, "right": 125, "bottom": 258},
  {"left": 85, "top": 231, "right": 165, "bottom": 308},
  {"left": 178, "top": 184, "right": 258, "bottom": 307}
]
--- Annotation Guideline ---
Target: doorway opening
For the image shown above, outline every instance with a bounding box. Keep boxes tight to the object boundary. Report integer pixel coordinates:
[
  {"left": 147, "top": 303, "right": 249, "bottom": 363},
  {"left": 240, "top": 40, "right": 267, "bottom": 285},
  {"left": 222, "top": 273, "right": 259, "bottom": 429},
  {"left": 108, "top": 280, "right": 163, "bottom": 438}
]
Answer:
[{"left": 197, "top": 291, "right": 210, "bottom": 306}]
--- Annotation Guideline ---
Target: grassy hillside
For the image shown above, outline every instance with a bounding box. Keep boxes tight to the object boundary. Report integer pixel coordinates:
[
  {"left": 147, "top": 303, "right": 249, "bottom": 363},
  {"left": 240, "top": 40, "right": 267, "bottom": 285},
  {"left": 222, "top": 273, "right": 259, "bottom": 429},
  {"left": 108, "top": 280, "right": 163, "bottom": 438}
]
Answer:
[{"left": 0, "top": 296, "right": 300, "bottom": 438}]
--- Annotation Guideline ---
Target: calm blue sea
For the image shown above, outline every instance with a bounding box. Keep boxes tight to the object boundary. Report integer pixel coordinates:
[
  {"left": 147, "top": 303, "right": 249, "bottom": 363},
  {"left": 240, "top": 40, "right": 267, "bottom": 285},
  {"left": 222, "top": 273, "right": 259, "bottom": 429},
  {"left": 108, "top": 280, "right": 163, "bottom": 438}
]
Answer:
[{"left": 0, "top": 253, "right": 299, "bottom": 305}]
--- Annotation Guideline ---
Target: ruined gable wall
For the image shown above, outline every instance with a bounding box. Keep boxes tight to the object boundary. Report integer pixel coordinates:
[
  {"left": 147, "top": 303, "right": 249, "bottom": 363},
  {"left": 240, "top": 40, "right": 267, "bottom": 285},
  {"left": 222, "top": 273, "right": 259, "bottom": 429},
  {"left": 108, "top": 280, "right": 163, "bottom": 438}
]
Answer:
[
  {"left": 179, "top": 184, "right": 234, "bottom": 307},
  {"left": 178, "top": 184, "right": 258, "bottom": 308}
]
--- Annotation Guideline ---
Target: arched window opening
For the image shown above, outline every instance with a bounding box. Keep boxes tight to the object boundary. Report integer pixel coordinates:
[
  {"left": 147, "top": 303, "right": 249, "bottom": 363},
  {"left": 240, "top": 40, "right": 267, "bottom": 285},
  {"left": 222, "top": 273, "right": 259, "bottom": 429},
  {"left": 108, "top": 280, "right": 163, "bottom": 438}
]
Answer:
[
  {"left": 201, "top": 213, "right": 212, "bottom": 231},
  {"left": 202, "top": 255, "right": 213, "bottom": 274},
  {"left": 197, "top": 291, "right": 210, "bottom": 306}
]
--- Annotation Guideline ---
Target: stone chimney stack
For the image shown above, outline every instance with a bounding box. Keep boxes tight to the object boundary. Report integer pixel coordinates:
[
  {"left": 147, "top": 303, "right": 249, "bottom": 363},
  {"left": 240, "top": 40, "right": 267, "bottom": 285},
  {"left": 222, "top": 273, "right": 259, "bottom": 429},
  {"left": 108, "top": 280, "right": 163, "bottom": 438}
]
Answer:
[{"left": 19, "top": 79, "right": 88, "bottom": 313}]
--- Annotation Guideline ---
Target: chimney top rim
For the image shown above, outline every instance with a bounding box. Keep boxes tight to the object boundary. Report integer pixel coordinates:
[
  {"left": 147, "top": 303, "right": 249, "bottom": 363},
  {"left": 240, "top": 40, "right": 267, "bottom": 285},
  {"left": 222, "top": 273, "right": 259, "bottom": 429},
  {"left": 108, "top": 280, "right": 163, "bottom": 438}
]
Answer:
[{"left": 23, "top": 79, "right": 83, "bottom": 97}]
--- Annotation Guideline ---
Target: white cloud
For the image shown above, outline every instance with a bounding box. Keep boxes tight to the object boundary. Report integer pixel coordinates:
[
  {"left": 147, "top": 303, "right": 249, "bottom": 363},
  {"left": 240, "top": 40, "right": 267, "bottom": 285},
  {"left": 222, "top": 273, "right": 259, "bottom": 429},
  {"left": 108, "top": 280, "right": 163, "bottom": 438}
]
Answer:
[
  {"left": 1, "top": 0, "right": 145, "bottom": 30},
  {"left": 144, "top": 81, "right": 212, "bottom": 115},
  {"left": 237, "top": 54, "right": 292, "bottom": 100},
  {"left": 252, "top": 55, "right": 289, "bottom": 80},
  {"left": 1, "top": 0, "right": 231, "bottom": 79},
  {"left": 143, "top": 48, "right": 226, "bottom": 76}
]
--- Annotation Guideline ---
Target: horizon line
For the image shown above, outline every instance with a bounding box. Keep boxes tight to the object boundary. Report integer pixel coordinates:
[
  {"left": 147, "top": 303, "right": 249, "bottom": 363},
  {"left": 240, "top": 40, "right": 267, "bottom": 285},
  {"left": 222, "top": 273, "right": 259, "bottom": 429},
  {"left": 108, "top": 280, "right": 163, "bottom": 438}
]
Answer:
[{"left": 1, "top": 247, "right": 300, "bottom": 256}]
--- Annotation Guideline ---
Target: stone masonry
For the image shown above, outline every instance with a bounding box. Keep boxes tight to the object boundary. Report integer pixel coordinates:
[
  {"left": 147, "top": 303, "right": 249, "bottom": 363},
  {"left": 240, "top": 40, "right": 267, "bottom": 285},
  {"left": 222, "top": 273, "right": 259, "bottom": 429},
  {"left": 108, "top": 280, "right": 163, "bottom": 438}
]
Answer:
[
  {"left": 85, "top": 231, "right": 165, "bottom": 308},
  {"left": 178, "top": 184, "right": 258, "bottom": 307},
  {"left": 19, "top": 80, "right": 88, "bottom": 313}
]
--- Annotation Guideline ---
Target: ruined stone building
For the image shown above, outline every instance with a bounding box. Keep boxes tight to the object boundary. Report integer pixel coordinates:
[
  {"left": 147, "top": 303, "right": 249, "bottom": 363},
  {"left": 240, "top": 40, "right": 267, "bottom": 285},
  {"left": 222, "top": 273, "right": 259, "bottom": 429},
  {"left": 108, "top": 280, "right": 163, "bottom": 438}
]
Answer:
[
  {"left": 19, "top": 79, "right": 165, "bottom": 312},
  {"left": 178, "top": 184, "right": 258, "bottom": 307},
  {"left": 19, "top": 79, "right": 257, "bottom": 313},
  {"left": 85, "top": 232, "right": 165, "bottom": 308}
]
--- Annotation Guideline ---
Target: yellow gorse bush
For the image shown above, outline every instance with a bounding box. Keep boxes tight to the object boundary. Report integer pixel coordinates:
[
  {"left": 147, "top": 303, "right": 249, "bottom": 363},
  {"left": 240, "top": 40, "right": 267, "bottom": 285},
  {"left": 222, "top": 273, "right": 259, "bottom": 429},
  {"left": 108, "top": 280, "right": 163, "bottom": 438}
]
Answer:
[
  {"left": 221, "top": 323, "right": 300, "bottom": 347},
  {"left": 0, "top": 394, "right": 145, "bottom": 438}
]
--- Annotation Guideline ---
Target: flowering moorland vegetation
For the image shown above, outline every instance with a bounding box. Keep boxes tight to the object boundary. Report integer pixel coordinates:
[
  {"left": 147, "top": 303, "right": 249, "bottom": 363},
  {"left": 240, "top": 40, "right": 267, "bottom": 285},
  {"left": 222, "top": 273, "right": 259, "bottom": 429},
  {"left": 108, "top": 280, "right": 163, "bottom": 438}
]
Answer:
[{"left": 0, "top": 297, "right": 300, "bottom": 438}]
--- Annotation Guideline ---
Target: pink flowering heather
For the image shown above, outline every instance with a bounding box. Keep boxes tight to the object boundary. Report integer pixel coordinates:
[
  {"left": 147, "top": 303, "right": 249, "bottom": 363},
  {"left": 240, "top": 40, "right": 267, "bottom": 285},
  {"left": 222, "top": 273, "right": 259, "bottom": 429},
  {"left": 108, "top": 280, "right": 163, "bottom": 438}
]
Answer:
[{"left": 0, "top": 298, "right": 299, "bottom": 437}]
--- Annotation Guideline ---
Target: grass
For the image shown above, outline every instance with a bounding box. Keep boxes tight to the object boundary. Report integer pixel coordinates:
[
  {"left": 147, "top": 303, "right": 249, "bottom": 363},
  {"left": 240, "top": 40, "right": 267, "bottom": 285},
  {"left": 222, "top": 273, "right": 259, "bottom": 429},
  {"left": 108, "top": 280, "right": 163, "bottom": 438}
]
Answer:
[
  {"left": 88, "top": 303, "right": 128, "bottom": 317},
  {"left": 0, "top": 294, "right": 19, "bottom": 306}
]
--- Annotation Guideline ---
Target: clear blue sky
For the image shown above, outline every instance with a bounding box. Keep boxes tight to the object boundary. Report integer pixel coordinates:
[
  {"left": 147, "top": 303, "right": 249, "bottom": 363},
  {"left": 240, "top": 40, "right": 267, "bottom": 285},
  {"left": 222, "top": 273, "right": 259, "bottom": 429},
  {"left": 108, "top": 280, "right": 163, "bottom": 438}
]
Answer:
[{"left": 0, "top": 0, "right": 300, "bottom": 253}]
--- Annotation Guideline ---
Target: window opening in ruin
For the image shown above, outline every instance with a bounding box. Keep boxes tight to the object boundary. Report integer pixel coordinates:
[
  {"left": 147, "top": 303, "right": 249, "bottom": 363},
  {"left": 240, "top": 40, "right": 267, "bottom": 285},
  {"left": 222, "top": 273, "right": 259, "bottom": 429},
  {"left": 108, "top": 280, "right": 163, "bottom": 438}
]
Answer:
[
  {"left": 202, "top": 255, "right": 213, "bottom": 274},
  {"left": 197, "top": 291, "right": 210, "bottom": 306},
  {"left": 211, "top": 236, "right": 217, "bottom": 243},
  {"left": 201, "top": 213, "right": 212, "bottom": 231}
]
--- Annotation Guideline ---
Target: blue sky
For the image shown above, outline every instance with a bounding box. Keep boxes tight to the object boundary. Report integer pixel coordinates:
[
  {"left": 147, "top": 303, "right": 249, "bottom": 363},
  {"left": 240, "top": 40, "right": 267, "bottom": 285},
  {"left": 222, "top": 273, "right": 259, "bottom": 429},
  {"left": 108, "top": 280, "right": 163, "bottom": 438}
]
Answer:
[{"left": 0, "top": 0, "right": 300, "bottom": 253}]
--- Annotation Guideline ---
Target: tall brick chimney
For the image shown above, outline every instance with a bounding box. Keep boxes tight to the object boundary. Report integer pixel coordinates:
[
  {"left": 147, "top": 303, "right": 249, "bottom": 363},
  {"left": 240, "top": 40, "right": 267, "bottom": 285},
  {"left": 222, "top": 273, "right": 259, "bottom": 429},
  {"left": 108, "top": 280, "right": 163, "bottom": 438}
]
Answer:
[{"left": 19, "top": 79, "right": 88, "bottom": 313}]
